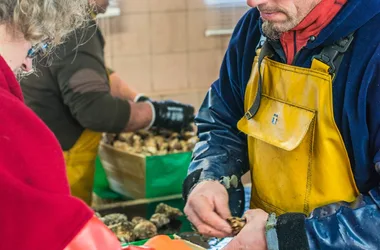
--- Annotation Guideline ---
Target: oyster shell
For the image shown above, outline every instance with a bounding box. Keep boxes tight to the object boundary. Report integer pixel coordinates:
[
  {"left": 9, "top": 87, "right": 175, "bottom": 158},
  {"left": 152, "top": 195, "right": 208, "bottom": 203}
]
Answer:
[
  {"left": 109, "top": 222, "right": 135, "bottom": 243},
  {"left": 150, "top": 213, "right": 170, "bottom": 228},
  {"left": 169, "top": 138, "right": 182, "bottom": 151},
  {"left": 226, "top": 217, "right": 247, "bottom": 236},
  {"left": 131, "top": 216, "right": 147, "bottom": 227},
  {"left": 113, "top": 141, "right": 132, "bottom": 152},
  {"left": 155, "top": 203, "right": 183, "bottom": 219},
  {"left": 133, "top": 220, "right": 157, "bottom": 240},
  {"left": 118, "top": 133, "right": 134, "bottom": 144},
  {"left": 101, "top": 213, "right": 128, "bottom": 226}
]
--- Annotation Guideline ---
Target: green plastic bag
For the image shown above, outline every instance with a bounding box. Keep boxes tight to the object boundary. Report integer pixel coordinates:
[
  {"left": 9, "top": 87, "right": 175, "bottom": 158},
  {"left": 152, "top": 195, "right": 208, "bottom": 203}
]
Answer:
[{"left": 145, "top": 152, "right": 191, "bottom": 198}]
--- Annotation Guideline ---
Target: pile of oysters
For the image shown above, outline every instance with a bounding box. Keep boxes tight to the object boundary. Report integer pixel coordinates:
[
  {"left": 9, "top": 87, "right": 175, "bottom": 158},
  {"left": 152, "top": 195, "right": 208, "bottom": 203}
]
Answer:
[
  {"left": 103, "top": 128, "right": 199, "bottom": 156},
  {"left": 96, "top": 203, "right": 183, "bottom": 243}
]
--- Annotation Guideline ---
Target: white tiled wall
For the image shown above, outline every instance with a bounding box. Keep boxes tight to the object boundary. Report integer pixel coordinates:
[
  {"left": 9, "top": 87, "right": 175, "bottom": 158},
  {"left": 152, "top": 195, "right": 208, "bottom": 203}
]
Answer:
[{"left": 98, "top": 0, "right": 248, "bottom": 111}]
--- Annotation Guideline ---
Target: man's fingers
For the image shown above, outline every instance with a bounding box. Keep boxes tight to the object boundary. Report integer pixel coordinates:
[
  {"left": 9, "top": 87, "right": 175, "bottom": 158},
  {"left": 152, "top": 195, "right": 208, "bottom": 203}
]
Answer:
[
  {"left": 243, "top": 209, "right": 267, "bottom": 223},
  {"left": 184, "top": 181, "right": 234, "bottom": 237},
  {"left": 242, "top": 209, "right": 255, "bottom": 222},
  {"left": 214, "top": 193, "right": 232, "bottom": 219},
  {"left": 186, "top": 209, "right": 230, "bottom": 238},
  {"left": 193, "top": 203, "right": 232, "bottom": 234}
]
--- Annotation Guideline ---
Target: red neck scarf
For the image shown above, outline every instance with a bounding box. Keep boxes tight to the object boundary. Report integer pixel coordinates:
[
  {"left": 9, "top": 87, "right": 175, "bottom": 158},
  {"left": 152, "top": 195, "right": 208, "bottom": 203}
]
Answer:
[{"left": 280, "top": 0, "right": 347, "bottom": 64}]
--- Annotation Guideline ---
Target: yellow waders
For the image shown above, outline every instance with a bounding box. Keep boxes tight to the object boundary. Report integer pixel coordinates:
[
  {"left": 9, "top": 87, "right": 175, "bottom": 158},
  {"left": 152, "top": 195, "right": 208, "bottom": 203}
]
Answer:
[
  {"left": 237, "top": 48, "right": 359, "bottom": 215},
  {"left": 63, "top": 130, "right": 102, "bottom": 205}
]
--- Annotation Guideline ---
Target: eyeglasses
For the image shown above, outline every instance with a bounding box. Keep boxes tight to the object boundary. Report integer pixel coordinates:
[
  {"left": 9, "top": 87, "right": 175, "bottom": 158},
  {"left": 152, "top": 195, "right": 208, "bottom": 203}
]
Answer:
[{"left": 27, "top": 39, "right": 51, "bottom": 59}]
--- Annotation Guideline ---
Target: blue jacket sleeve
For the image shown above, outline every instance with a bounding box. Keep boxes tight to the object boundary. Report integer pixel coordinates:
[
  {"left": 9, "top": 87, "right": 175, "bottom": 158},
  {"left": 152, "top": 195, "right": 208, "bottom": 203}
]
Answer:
[
  {"left": 182, "top": 9, "right": 261, "bottom": 217},
  {"left": 272, "top": 47, "right": 380, "bottom": 250},
  {"left": 184, "top": 87, "right": 249, "bottom": 216}
]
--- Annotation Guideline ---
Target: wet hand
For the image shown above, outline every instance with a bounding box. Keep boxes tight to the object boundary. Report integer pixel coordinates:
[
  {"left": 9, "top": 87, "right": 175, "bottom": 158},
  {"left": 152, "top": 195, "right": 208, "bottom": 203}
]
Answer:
[
  {"left": 184, "top": 181, "right": 232, "bottom": 238},
  {"left": 222, "top": 209, "right": 268, "bottom": 250}
]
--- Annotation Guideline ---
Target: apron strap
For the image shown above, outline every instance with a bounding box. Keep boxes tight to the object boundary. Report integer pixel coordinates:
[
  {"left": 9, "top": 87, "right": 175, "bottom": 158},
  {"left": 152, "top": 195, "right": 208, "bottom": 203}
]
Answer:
[
  {"left": 312, "top": 33, "right": 355, "bottom": 79},
  {"left": 245, "top": 41, "right": 273, "bottom": 120}
]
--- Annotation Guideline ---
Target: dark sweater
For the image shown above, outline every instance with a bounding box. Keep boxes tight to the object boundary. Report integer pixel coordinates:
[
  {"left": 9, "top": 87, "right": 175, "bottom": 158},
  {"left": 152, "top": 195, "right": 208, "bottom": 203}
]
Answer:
[{"left": 21, "top": 20, "right": 130, "bottom": 150}]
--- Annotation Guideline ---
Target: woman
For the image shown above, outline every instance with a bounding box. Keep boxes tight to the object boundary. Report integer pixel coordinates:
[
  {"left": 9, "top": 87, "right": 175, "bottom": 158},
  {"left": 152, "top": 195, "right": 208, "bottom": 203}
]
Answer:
[{"left": 0, "top": 1, "right": 121, "bottom": 249}]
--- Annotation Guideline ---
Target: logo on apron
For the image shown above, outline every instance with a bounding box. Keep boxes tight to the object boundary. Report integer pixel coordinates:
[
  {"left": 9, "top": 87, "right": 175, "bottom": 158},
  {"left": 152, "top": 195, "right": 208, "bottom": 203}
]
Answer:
[{"left": 272, "top": 114, "right": 279, "bottom": 125}]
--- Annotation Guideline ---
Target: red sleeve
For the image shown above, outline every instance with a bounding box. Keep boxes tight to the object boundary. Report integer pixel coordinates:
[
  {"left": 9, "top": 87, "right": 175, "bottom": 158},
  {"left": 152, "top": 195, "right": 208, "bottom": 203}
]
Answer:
[{"left": 64, "top": 216, "right": 122, "bottom": 250}]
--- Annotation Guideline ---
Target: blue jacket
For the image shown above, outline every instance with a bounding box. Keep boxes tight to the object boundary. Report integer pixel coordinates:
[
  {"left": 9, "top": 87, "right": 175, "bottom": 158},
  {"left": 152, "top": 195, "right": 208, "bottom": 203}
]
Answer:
[{"left": 183, "top": 0, "right": 380, "bottom": 249}]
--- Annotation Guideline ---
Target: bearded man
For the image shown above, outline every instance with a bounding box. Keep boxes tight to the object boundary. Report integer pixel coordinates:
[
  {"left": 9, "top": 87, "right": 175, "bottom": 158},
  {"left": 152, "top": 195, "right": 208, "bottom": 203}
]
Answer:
[{"left": 183, "top": 0, "right": 380, "bottom": 249}]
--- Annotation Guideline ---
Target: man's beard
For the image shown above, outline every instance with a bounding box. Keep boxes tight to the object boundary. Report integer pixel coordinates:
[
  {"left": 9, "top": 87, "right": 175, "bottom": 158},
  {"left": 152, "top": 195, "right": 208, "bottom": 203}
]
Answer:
[
  {"left": 261, "top": 1, "right": 319, "bottom": 40},
  {"left": 261, "top": 17, "right": 299, "bottom": 40}
]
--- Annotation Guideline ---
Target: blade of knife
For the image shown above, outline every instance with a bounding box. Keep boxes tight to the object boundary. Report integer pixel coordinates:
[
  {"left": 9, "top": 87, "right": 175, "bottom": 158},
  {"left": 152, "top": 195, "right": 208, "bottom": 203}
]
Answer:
[{"left": 176, "top": 232, "right": 211, "bottom": 248}]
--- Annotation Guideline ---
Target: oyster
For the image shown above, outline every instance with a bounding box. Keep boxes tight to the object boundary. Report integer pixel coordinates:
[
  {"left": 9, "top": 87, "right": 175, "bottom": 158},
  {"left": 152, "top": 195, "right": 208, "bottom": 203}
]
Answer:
[
  {"left": 186, "top": 137, "right": 199, "bottom": 150},
  {"left": 101, "top": 213, "right": 128, "bottom": 226},
  {"left": 133, "top": 220, "right": 157, "bottom": 240},
  {"left": 145, "top": 137, "right": 158, "bottom": 154},
  {"left": 103, "top": 133, "right": 117, "bottom": 145},
  {"left": 226, "top": 217, "right": 247, "bottom": 236},
  {"left": 118, "top": 132, "right": 134, "bottom": 144},
  {"left": 155, "top": 203, "right": 183, "bottom": 219},
  {"left": 180, "top": 140, "right": 189, "bottom": 152},
  {"left": 131, "top": 216, "right": 147, "bottom": 227},
  {"left": 169, "top": 138, "right": 182, "bottom": 151},
  {"left": 183, "top": 131, "right": 196, "bottom": 140},
  {"left": 150, "top": 213, "right": 170, "bottom": 228},
  {"left": 154, "top": 136, "right": 165, "bottom": 146},
  {"left": 109, "top": 222, "right": 135, "bottom": 243},
  {"left": 113, "top": 141, "right": 132, "bottom": 152}
]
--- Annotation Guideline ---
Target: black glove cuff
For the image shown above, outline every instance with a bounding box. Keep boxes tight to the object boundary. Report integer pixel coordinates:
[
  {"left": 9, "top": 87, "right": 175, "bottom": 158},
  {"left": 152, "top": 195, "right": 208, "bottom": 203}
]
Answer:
[
  {"left": 134, "top": 94, "right": 150, "bottom": 103},
  {"left": 276, "top": 213, "right": 309, "bottom": 250},
  {"left": 182, "top": 169, "right": 203, "bottom": 202}
]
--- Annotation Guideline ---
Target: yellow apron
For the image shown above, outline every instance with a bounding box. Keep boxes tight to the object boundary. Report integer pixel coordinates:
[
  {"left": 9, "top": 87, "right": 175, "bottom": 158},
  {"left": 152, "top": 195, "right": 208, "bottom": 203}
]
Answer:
[
  {"left": 63, "top": 130, "right": 102, "bottom": 205},
  {"left": 237, "top": 46, "right": 359, "bottom": 215}
]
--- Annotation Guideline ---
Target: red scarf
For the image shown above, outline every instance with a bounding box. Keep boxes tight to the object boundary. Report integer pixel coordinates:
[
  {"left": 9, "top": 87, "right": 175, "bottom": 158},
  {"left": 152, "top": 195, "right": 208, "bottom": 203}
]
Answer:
[
  {"left": 280, "top": 0, "right": 347, "bottom": 64},
  {"left": 0, "top": 55, "right": 93, "bottom": 250}
]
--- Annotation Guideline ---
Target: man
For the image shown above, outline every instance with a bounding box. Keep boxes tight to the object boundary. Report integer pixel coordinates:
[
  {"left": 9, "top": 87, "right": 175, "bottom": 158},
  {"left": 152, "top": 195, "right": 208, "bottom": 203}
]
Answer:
[
  {"left": 183, "top": 0, "right": 380, "bottom": 249},
  {"left": 21, "top": 0, "right": 194, "bottom": 205}
]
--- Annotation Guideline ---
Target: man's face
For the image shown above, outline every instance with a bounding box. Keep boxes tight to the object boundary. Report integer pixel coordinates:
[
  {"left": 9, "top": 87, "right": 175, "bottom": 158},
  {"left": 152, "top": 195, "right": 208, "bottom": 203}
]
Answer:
[
  {"left": 247, "top": 0, "right": 321, "bottom": 39},
  {"left": 89, "top": 0, "right": 110, "bottom": 14}
]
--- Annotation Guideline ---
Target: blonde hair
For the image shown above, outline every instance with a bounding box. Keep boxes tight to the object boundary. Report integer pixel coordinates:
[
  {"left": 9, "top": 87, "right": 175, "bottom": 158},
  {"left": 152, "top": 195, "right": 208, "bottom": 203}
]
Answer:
[{"left": 0, "top": 0, "right": 90, "bottom": 45}]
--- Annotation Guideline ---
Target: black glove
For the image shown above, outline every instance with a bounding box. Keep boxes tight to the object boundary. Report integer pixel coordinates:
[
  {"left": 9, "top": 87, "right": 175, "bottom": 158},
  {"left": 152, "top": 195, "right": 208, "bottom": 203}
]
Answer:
[{"left": 135, "top": 95, "right": 195, "bottom": 132}]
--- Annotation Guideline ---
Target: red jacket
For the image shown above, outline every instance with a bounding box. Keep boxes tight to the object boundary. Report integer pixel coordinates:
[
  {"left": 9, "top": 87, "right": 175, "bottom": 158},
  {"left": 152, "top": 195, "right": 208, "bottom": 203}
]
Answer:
[{"left": 0, "top": 54, "right": 120, "bottom": 249}]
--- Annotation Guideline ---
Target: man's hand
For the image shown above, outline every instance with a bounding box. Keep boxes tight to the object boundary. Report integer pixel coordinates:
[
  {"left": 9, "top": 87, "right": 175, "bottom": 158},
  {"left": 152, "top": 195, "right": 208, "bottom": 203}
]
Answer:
[
  {"left": 184, "top": 181, "right": 232, "bottom": 238},
  {"left": 222, "top": 209, "right": 269, "bottom": 250}
]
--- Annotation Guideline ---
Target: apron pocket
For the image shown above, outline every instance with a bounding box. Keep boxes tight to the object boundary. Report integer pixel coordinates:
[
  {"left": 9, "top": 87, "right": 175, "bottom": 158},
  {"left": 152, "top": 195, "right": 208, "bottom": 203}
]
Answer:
[
  {"left": 238, "top": 95, "right": 315, "bottom": 151},
  {"left": 238, "top": 96, "right": 317, "bottom": 213}
]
